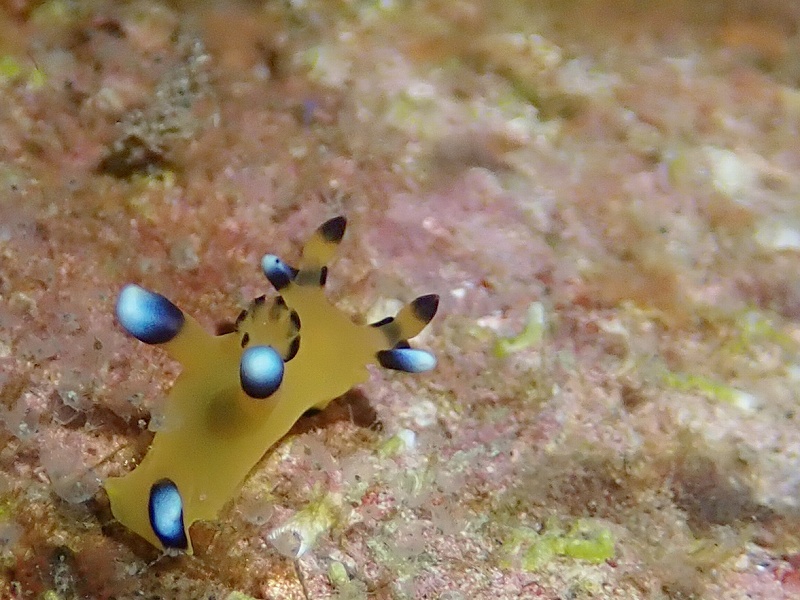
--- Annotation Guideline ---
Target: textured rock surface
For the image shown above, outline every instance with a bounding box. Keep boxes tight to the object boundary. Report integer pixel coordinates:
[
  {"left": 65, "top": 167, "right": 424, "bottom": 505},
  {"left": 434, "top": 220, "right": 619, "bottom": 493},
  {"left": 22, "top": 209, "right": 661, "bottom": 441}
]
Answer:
[{"left": 1, "top": 1, "right": 800, "bottom": 598}]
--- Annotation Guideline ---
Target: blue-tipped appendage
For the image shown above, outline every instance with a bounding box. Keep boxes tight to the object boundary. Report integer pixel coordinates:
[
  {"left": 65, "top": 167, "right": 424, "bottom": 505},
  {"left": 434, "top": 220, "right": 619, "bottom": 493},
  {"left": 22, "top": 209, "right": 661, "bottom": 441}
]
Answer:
[
  {"left": 377, "top": 348, "right": 437, "bottom": 373},
  {"left": 240, "top": 345, "right": 285, "bottom": 399},
  {"left": 116, "top": 284, "right": 185, "bottom": 345},
  {"left": 148, "top": 478, "right": 188, "bottom": 550},
  {"left": 261, "top": 254, "right": 297, "bottom": 291}
]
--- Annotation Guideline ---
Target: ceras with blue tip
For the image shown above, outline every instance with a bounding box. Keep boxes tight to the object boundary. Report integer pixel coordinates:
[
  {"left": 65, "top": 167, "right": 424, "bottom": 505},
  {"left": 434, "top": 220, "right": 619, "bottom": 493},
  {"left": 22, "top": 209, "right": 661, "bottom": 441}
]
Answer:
[
  {"left": 377, "top": 347, "right": 437, "bottom": 373},
  {"left": 148, "top": 479, "right": 188, "bottom": 550},
  {"left": 240, "top": 345, "right": 285, "bottom": 399},
  {"left": 261, "top": 255, "right": 298, "bottom": 291},
  {"left": 116, "top": 284, "right": 185, "bottom": 345}
]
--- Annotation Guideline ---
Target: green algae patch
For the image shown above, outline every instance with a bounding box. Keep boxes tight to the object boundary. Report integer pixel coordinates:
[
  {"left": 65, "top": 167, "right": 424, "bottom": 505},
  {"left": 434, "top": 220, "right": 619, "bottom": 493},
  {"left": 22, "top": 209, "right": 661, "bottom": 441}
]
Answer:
[
  {"left": 377, "top": 429, "right": 416, "bottom": 459},
  {"left": 328, "top": 561, "right": 350, "bottom": 588},
  {"left": 0, "top": 56, "right": 22, "bottom": 81},
  {"left": 662, "top": 370, "right": 756, "bottom": 411},
  {"left": 124, "top": 171, "right": 179, "bottom": 222},
  {"left": 560, "top": 520, "right": 615, "bottom": 562},
  {"left": 493, "top": 302, "right": 547, "bottom": 358},
  {"left": 732, "top": 309, "right": 797, "bottom": 354},
  {"left": 29, "top": 0, "right": 82, "bottom": 28},
  {"left": 267, "top": 490, "right": 341, "bottom": 558},
  {"left": 28, "top": 66, "right": 46, "bottom": 89},
  {"left": 225, "top": 593, "right": 258, "bottom": 600},
  {"left": 0, "top": 55, "right": 44, "bottom": 89},
  {"left": 502, "top": 518, "right": 615, "bottom": 571},
  {"left": 329, "top": 561, "right": 368, "bottom": 600}
]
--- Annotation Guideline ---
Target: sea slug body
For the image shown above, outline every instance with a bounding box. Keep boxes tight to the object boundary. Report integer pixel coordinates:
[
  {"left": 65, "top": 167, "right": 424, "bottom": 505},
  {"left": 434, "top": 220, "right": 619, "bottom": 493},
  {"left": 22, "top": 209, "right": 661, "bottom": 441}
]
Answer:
[{"left": 105, "top": 217, "right": 439, "bottom": 553}]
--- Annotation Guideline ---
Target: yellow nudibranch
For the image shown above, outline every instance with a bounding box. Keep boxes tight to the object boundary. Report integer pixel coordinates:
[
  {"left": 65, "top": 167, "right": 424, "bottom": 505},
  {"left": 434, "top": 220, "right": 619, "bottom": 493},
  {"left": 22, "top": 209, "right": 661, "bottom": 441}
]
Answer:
[{"left": 104, "top": 217, "right": 438, "bottom": 553}]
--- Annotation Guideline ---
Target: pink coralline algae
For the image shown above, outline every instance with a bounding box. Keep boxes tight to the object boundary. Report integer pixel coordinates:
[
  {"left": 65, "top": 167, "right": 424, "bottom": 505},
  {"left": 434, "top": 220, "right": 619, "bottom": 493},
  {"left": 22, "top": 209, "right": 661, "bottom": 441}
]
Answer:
[{"left": 1, "top": 1, "right": 800, "bottom": 599}]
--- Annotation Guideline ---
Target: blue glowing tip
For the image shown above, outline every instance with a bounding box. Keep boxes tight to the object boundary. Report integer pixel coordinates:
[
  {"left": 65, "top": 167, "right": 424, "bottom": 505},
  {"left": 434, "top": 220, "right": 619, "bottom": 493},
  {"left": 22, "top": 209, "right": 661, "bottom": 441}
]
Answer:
[
  {"left": 261, "top": 254, "right": 297, "bottom": 291},
  {"left": 148, "top": 479, "right": 188, "bottom": 550},
  {"left": 240, "top": 345, "right": 284, "bottom": 399},
  {"left": 377, "top": 348, "right": 437, "bottom": 373},
  {"left": 116, "top": 284, "right": 185, "bottom": 345}
]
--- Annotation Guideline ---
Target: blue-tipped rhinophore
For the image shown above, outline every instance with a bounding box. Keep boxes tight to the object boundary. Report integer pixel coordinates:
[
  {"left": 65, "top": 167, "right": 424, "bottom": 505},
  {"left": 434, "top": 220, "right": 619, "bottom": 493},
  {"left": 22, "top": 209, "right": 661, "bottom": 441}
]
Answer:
[
  {"left": 240, "top": 345, "right": 284, "bottom": 399},
  {"left": 377, "top": 348, "right": 437, "bottom": 373},
  {"left": 261, "top": 255, "right": 298, "bottom": 291},
  {"left": 116, "top": 284, "right": 185, "bottom": 345},
  {"left": 148, "top": 478, "right": 188, "bottom": 550}
]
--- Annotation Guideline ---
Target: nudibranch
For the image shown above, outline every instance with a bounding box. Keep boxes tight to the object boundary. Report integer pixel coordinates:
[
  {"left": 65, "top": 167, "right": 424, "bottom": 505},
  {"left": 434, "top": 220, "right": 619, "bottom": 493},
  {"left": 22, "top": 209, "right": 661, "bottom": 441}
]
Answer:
[{"left": 104, "top": 216, "right": 439, "bottom": 553}]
